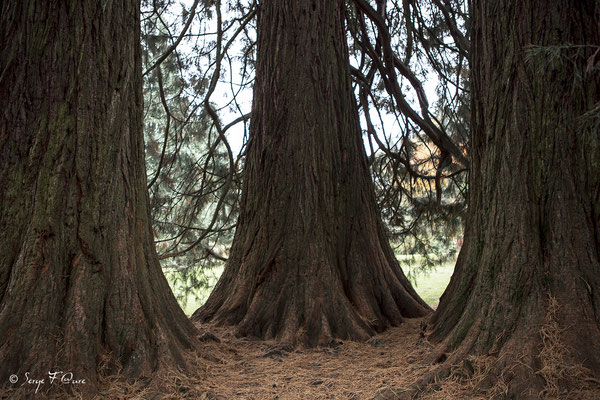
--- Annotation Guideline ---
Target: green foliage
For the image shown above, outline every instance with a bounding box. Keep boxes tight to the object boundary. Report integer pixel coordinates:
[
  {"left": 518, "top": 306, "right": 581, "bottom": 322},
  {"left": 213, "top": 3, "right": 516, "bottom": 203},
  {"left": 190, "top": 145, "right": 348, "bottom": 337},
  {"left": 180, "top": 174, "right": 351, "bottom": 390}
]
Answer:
[
  {"left": 141, "top": 0, "right": 247, "bottom": 304},
  {"left": 165, "top": 266, "right": 223, "bottom": 315},
  {"left": 140, "top": 0, "right": 471, "bottom": 309},
  {"left": 524, "top": 44, "right": 600, "bottom": 91}
]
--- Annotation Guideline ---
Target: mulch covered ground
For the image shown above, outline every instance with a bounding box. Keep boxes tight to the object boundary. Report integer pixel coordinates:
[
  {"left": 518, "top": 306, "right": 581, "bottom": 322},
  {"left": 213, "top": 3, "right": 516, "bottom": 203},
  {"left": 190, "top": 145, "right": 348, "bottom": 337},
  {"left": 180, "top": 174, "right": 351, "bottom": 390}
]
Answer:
[
  {"left": 92, "top": 318, "right": 507, "bottom": 399},
  {"left": 18, "top": 317, "right": 599, "bottom": 399},
  {"left": 194, "top": 318, "right": 437, "bottom": 400}
]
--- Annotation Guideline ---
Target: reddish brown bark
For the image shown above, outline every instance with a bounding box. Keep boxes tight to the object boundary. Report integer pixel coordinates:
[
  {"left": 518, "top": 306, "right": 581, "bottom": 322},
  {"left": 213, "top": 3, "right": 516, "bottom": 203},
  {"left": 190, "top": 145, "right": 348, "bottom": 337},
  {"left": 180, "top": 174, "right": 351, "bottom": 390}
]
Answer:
[
  {"left": 427, "top": 0, "right": 600, "bottom": 397},
  {"left": 192, "top": 0, "right": 430, "bottom": 346},
  {"left": 0, "top": 0, "right": 197, "bottom": 396}
]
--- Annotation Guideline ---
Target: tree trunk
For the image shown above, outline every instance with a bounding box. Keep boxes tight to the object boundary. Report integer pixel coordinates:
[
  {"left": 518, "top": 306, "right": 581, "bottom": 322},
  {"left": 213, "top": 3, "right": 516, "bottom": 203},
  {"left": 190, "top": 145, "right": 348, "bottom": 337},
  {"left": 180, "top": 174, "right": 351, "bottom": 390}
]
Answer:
[
  {"left": 192, "top": 0, "right": 430, "bottom": 346},
  {"left": 0, "top": 0, "right": 197, "bottom": 395},
  {"left": 428, "top": 0, "right": 600, "bottom": 397}
]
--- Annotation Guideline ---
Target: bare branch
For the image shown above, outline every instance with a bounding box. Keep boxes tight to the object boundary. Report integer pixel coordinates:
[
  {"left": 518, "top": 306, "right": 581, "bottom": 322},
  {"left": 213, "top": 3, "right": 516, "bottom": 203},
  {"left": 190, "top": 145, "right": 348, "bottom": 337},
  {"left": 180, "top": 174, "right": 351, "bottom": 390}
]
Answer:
[{"left": 143, "top": 0, "right": 202, "bottom": 77}]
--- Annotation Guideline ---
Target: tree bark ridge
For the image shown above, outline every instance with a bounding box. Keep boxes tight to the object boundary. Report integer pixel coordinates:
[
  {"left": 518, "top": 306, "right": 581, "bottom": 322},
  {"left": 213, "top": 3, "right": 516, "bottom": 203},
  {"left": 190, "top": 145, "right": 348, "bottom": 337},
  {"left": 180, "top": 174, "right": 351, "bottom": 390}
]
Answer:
[
  {"left": 193, "top": 0, "right": 430, "bottom": 346},
  {"left": 0, "top": 0, "right": 197, "bottom": 393},
  {"left": 428, "top": 1, "right": 600, "bottom": 397}
]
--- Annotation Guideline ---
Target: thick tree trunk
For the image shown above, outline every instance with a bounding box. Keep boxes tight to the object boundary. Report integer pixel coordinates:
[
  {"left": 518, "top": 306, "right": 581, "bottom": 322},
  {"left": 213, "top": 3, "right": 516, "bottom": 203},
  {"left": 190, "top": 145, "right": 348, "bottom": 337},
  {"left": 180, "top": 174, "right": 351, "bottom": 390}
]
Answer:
[
  {"left": 0, "top": 0, "right": 197, "bottom": 395},
  {"left": 428, "top": 0, "right": 600, "bottom": 397},
  {"left": 192, "top": 0, "right": 430, "bottom": 346}
]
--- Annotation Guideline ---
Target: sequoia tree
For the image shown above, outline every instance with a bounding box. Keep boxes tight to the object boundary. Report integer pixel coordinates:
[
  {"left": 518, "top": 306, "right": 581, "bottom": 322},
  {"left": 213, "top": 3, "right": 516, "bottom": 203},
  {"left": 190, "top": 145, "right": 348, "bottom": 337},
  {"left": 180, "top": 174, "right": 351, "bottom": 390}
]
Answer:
[
  {"left": 192, "top": 0, "right": 430, "bottom": 345},
  {"left": 428, "top": 0, "right": 600, "bottom": 397},
  {"left": 0, "top": 0, "right": 197, "bottom": 394}
]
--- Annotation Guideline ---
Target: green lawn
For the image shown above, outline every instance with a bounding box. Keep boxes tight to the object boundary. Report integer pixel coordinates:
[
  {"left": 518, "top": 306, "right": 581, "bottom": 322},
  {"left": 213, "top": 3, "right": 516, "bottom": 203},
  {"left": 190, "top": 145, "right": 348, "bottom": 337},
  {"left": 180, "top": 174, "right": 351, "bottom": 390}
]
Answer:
[
  {"left": 180, "top": 293, "right": 207, "bottom": 316},
  {"left": 403, "top": 262, "right": 454, "bottom": 308},
  {"left": 167, "top": 266, "right": 223, "bottom": 316},
  {"left": 171, "top": 258, "right": 455, "bottom": 316}
]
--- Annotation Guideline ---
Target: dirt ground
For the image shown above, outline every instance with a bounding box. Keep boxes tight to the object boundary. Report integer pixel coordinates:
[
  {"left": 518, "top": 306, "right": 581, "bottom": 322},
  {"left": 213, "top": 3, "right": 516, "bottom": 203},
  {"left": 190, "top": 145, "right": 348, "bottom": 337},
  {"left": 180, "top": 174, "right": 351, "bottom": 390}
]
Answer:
[
  {"left": 94, "top": 318, "right": 498, "bottom": 399},
  {"left": 194, "top": 319, "right": 437, "bottom": 400},
  {"left": 10, "top": 317, "right": 599, "bottom": 399}
]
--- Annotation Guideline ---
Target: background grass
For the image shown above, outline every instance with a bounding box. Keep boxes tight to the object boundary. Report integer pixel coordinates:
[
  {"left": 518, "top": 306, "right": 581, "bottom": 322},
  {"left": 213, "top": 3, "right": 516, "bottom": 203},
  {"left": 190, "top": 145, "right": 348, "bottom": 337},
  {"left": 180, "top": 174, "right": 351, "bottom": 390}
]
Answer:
[{"left": 403, "top": 262, "right": 454, "bottom": 308}]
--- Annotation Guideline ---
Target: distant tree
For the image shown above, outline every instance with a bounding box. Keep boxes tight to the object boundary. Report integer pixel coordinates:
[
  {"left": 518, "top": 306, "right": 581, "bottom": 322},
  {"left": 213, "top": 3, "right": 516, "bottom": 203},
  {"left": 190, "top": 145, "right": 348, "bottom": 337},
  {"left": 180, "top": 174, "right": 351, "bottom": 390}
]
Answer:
[
  {"left": 192, "top": 0, "right": 431, "bottom": 345},
  {"left": 139, "top": 0, "right": 253, "bottom": 301},
  {"left": 0, "top": 0, "right": 197, "bottom": 394},
  {"left": 429, "top": 0, "right": 600, "bottom": 397},
  {"left": 135, "top": 0, "right": 471, "bottom": 298},
  {"left": 349, "top": 0, "right": 470, "bottom": 265}
]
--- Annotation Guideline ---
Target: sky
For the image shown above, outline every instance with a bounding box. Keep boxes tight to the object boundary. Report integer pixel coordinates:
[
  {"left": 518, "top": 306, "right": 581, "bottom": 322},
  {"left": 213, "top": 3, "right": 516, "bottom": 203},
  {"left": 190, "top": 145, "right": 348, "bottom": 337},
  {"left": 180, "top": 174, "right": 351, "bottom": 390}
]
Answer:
[{"left": 148, "top": 0, "right": 440, "bottom": 157}]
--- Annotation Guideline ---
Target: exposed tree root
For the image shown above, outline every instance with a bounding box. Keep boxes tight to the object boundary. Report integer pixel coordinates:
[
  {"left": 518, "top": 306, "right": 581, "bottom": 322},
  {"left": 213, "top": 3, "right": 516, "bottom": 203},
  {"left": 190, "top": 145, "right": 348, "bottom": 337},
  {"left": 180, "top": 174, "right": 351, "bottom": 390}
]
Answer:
[
  {"left": 535, "top": 297, "right": 600, "bottom": 399},
  {"left": 416, "top": 297, "right": 600, "bottom": 399}
]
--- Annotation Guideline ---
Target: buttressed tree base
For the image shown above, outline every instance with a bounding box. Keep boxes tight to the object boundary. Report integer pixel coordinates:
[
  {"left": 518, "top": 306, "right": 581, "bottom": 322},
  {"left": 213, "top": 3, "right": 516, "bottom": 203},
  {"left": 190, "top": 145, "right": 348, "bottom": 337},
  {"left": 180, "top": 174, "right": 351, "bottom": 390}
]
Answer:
[
  {"left": 193, "top": 0, "right": 430, "bottom": 346},
  {"left": 0, "top": 0, "right": 198, "bottom": 394},
  {"left": 428, "top": 1, "right": 600, "bottom": 397}
]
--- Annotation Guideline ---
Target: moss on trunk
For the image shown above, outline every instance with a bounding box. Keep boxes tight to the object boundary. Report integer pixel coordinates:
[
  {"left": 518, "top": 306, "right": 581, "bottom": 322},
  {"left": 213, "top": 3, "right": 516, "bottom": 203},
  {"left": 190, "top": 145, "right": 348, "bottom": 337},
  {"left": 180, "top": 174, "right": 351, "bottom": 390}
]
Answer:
[
  {"left": 0, "top": 0, "right": 197, "bottom": 396},
  {"left": 428, "top": 1, "right": 600, "bottom": 397}
]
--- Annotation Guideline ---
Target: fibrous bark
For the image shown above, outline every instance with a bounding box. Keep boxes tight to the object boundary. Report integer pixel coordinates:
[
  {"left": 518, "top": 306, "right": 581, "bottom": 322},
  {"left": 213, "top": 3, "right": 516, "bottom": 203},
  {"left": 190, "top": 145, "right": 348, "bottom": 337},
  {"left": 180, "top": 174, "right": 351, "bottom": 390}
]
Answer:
[
  {"left": 0, "top": 0, "right": 197, "bottom": 394},
  {"left": 192, "top": 0, "right": 430, "bottom": 346},
  {"left": 428, "top": 1, "right": 600, "bottom": 397}
]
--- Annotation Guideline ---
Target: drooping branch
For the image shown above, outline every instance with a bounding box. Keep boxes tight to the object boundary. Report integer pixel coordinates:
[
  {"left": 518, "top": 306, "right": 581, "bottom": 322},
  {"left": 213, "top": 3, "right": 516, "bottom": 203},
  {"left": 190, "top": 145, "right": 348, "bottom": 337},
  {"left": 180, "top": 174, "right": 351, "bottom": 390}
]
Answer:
[
  {"left": 147, "top": 67, "right": 172, "bottom": 190},
  {"left": 143, "top": 0, "right": 202, "bottom": 77},
  {"left": 143, "top": 1, "right": 257, "bottom": 265},
  {"left": 352, "top": 0, "right": 468, "bottom": 168}
]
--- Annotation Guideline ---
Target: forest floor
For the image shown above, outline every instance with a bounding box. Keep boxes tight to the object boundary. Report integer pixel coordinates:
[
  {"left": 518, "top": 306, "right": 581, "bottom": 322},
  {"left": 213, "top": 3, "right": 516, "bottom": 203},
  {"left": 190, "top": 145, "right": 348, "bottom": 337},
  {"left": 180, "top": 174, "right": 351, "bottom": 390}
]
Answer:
[
  {"left": 22, "top": 261, "right": 598, "bottom": 399},
  {"left": 27, "top": 315, "right": 599, "bottom": 399},
  {"left": 186, "top": 319, "right": 483, "bottom": 400},
  {"left": 92, "top": 318, "right": 504, "bottom": 400}
]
